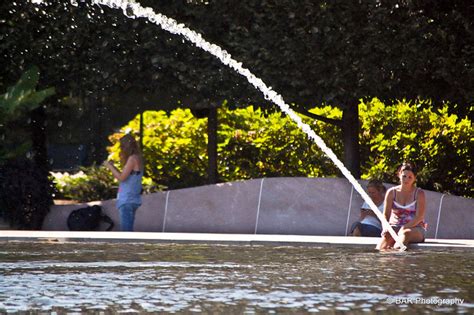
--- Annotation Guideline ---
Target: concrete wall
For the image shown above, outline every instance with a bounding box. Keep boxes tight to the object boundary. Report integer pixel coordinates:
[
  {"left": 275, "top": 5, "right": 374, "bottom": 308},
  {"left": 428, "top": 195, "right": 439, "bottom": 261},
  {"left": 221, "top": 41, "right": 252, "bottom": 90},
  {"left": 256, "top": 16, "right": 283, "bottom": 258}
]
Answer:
[{"left": 42, "top": 177, "right": 474, "bottom": 239}]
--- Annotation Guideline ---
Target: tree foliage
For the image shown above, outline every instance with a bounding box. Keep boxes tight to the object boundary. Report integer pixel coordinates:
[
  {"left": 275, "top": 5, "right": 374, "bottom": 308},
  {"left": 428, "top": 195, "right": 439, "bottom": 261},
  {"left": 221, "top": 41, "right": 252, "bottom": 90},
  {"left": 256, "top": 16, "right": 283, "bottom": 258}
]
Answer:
[
  {"left": 360, "top": 99, "right": 472, "bottom": 197},
  {"left": 0, "top": 66, "right": 55, "bottom": 161},
  {"left": 1, "top": 0, "right": 470, "bottom": 122},
  {"left": 91, "top": 100, "right": 471, "bottom": 197},
  {"left": 0, "top": 67, "right": 55, "bottom": 229},
  {"left": 108, "top": 102, "right": 470, "bottom": 197},
  {"left": 0, "top": 66, "right": 55, "bottom": 120},
  {"left": 104, "top": 105, "right": 341, "bottom": 190},
  {"left": 109, "top": 109, "right": 209, "bottom": 189},
  {"left": 54, "top": 99, "right": 471, "bottom": 201},
  {"left": 1, "top": 1, "right": 472, "bottom": 205},
  {"left": 50, "top": 166, "right": 117, "bottom": 202},
  {"left": 216, "top": 105, "right": 341, "bottom": 181}
]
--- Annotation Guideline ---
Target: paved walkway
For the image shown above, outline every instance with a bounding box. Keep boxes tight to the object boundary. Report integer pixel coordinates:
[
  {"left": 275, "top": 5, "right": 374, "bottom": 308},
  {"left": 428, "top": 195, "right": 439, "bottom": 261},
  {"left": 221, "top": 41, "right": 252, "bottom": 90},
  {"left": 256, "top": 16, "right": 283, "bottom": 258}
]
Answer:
[{"left": 1, "top": 230, "right": 473, "bottom": 250}]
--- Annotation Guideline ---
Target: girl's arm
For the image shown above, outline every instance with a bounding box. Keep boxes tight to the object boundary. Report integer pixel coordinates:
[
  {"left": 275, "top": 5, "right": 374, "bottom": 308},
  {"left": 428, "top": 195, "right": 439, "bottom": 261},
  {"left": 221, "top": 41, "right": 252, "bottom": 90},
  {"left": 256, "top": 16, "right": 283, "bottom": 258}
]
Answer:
[
  {"left": 359, "top": 201, "right": 370, "bottom": 220},
  {"left": 103, "top": 156, "right": 136, "bottom": 182},
  {"left": 403, "top": 189, "right": 426, "bottom": 228},
  {"left": 381, "top": 189, "right": 394, "bottom": 234},
  {"left": 383, "top": 189, "right": 394, "bottom": 222}
]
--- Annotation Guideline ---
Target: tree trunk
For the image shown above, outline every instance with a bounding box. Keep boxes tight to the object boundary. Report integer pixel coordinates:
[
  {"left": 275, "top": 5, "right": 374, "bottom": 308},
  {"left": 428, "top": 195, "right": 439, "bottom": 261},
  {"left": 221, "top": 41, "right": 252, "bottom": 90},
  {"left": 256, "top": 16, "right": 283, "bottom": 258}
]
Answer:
[
  {"left": 207, "top": 107, "right": 218, "bottom": 184},
  {"left": 342, "top": 102, "right": 361, "bottom": 178},
  {"left": 86, "top": 97, "right": 107, "bottom": 165},
  {"left": 30, "top": 106, "right": 53, "bottom": 229},
  {"left": 30, "top": 106, "right": 49, "bottom": 178}
]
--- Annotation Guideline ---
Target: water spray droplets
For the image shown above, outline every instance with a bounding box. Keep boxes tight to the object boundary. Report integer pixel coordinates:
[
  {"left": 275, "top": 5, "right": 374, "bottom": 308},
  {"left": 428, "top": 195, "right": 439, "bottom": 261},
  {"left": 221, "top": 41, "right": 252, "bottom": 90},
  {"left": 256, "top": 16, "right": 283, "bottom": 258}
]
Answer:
[
  {"left": 123, "top": 4, "right": 135, "bottom": 19},
  {"left": 30, "top": 0, "right": 45, "bottom": 4},
  {"left": 88, "top": 0, "right": 404, "bottom": 247}
]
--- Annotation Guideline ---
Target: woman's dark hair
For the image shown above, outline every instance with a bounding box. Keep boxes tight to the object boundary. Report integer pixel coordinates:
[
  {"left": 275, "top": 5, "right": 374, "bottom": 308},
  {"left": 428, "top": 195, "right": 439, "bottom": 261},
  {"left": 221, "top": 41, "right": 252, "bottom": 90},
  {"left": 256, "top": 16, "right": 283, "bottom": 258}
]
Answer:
[{"left": 398, "top": 161, "right": 418, "bottom": 176}]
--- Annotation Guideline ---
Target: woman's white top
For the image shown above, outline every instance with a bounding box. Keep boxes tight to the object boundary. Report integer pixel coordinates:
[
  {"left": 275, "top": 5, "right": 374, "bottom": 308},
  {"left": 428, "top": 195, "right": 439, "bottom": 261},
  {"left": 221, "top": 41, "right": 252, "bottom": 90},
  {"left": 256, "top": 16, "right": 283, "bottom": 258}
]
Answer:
[{"left": 360, "top": 201, "right": 384, "bottom": 229}]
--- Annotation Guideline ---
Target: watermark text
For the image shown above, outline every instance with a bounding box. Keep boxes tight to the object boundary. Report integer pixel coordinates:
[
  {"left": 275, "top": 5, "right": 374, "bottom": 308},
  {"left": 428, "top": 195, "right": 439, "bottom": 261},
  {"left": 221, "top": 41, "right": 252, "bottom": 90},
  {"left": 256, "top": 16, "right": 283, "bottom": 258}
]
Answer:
[{"left": 387, "top": 297, "right": 464, "bottom": 306}]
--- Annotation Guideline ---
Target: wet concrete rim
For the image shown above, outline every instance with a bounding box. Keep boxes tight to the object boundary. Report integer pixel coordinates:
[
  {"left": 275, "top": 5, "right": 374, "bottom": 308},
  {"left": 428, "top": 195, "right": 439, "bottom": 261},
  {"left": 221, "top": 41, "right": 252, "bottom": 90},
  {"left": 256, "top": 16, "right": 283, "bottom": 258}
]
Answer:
[{"left": 1, "top": 230, "right": 473, "bottom": 250}]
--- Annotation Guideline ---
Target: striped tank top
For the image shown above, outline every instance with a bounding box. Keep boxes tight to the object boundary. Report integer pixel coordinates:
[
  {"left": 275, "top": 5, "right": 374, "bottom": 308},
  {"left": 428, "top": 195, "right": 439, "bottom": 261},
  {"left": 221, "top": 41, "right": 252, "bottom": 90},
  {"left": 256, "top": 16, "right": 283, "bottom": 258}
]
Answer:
[{"left": 389, "top": 188, "right": 426, "bottom": 229}]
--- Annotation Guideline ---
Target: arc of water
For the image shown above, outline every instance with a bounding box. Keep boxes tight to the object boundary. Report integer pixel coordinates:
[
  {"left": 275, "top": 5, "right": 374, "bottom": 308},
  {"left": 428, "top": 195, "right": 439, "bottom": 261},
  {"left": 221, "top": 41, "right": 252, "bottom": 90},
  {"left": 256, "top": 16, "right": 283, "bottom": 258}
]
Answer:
[{"left": 89, "top": 0, "right": 406, "bottom": 250}]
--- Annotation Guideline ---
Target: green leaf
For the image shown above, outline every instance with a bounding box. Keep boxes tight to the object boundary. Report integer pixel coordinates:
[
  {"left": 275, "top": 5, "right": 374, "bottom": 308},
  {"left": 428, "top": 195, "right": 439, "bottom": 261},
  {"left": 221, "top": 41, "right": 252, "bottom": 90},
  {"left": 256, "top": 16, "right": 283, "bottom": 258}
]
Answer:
[{"left": 0, "top": 67, "right": 55, "bottom": 122}]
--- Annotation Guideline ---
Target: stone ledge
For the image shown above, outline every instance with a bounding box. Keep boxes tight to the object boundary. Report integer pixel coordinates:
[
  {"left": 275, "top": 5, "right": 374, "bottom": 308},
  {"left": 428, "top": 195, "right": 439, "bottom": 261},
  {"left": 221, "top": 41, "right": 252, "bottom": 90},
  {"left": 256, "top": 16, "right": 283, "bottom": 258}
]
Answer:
[
  {"left": 1, "top": 230, "right": 473, "bottom": 251},
  {"left": 41, "top": 177, "right": 474, "bottom": 240}
]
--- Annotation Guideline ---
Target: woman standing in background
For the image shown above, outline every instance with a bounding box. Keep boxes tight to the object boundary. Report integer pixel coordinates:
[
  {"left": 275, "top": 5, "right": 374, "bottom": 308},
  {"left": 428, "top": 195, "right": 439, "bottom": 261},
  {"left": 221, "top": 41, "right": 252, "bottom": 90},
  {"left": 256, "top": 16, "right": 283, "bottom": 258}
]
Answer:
[{"left": 103, "top": 134, "right": 143, "bottom": 231}]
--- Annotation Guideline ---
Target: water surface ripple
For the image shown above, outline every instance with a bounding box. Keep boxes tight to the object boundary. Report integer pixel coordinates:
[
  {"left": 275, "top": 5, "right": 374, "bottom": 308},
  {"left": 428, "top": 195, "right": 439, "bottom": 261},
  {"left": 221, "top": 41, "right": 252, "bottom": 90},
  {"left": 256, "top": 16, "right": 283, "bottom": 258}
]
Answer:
[{"left": 0, "top": 242, "right": 472, "bottom": 314}]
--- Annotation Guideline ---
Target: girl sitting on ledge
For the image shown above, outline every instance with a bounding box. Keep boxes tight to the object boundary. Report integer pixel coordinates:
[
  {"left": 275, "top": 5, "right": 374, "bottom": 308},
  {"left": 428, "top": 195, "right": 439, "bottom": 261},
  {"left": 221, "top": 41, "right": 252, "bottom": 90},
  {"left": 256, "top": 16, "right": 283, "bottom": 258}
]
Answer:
[
  {"left": 350, "top": 179, "right": 386, "bottom": 237},
  {"left": 377, "top": 161, "right": 427, "bottom": 250}
]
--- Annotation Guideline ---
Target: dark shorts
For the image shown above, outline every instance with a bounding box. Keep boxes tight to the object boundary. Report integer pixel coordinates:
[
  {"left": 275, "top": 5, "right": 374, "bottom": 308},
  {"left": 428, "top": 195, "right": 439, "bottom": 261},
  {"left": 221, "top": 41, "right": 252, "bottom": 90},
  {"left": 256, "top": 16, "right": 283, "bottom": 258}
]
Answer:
[{"left": 350, "top": 222, "right": 382, "bottom": 237}]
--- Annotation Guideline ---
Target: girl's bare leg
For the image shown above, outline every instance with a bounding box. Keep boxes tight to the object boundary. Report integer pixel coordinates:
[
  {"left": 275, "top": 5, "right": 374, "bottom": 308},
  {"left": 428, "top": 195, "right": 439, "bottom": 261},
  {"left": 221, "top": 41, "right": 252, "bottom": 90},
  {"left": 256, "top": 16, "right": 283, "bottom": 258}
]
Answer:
[
  {"left": 352, "top": 226, "right": 362, "bottom": 236},
  {"left": 398, "top": 227, "right": 425, "bottom": 246}
]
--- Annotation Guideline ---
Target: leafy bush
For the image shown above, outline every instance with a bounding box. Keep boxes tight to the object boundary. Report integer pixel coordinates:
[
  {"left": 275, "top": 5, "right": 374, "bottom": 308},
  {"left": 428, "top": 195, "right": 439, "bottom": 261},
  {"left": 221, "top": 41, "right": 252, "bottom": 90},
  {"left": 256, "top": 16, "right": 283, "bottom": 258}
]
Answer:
[
  {"left": 50, "top": 165, "right": 116, "bottom": 202},
  {"left": 0, "top": 66, "right": 55, "bottom": 162},
  {"left": 359, "top": 99, "right": 472, "bottom": 197},
  {"left": 58, "top": 100, "right": 471, "bottom": 200},
  {"left": 50, "top": 165, "right": 163, "bottom": 202},
  {"left": 105, "top": 106, "right": 342, "bottom": 191},
  {"left": 216, "top": 105, "right": 342, "bottom": 181},
  {"left": 107, "top": 109, "right": 209, "bottom": 190}
]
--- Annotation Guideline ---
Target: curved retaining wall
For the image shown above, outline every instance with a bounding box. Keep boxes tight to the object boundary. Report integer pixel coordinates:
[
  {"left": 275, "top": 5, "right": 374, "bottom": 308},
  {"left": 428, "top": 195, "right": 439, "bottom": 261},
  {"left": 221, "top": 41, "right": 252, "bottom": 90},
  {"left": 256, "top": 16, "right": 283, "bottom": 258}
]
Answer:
[{"left": 42, "top": 177, "right": 474, "bottom": 239}]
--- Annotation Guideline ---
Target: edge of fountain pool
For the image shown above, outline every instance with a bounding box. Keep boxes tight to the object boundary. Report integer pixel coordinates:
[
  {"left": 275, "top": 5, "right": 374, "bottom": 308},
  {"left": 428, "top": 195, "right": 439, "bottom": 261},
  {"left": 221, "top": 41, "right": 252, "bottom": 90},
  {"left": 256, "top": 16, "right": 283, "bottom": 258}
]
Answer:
[
  {"left": 1, "top": 230, "right": 473, "bottom": 250},
  {"left": 42, "top": 178, "right": 474, "bottom": 240}
]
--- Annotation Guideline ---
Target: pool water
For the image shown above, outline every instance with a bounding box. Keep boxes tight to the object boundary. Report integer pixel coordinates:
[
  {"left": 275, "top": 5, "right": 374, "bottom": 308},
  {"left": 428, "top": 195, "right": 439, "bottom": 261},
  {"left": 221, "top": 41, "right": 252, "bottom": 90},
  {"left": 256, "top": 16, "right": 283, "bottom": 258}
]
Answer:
[{"left": 0, "top": 241, "right": 472, "bottom": 314}]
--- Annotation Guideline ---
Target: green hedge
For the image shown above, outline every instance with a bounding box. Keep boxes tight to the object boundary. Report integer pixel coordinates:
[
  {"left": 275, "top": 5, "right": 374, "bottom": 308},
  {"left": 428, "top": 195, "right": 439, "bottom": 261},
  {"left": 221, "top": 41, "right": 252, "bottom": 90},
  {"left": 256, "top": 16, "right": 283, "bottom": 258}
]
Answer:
[
  {"left": 359, "top": 99, "right": 472, "bottom": 197},
  {"left": 50, "top": 164, "right": 162, "bottom": 202},
  {"left": 53, "top": 100, "right": 472, "bottom": 200},
  {"left": 50, "top": 165, "right": 117, "bottom": 202},
  {"left": 105, "top": 105, "right": 342, "bottom": 190}
]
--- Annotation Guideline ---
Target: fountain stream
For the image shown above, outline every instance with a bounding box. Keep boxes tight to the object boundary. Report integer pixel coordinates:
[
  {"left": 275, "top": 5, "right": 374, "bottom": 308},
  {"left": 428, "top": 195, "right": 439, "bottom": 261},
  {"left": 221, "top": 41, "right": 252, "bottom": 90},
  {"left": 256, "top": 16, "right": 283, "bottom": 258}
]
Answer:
[{"left": 47, "top": 0, "right": 406, "bottom": 249}]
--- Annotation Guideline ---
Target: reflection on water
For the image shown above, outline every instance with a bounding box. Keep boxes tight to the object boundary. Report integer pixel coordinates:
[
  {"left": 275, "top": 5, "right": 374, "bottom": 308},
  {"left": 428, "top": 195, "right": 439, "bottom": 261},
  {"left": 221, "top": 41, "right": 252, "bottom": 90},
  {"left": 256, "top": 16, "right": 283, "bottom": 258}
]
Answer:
[{"left": 0, "top": 242, "right": 472, "bottom": 314}]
